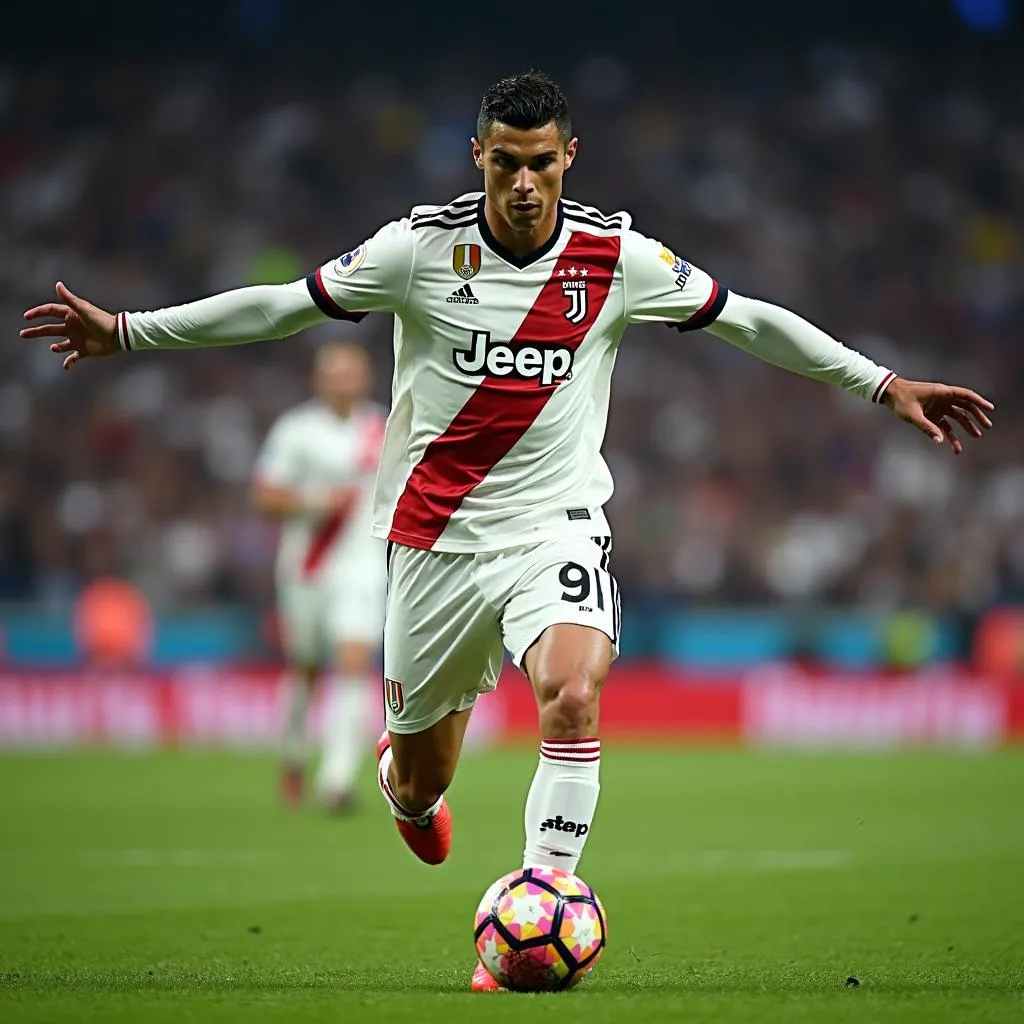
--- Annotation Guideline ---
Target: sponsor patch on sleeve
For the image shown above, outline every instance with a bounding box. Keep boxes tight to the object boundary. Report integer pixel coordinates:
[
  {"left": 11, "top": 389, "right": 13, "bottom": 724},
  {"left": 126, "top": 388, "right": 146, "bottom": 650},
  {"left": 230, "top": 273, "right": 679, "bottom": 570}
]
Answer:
[
  {"left": 671, "top": 257, "right": 692, "bottom": 289},
  {"left": 333, "top": 245, "right": 366, "bottom": 277},
  {"left": 658, "top": 244, "right": 692, "bottom": 289}
]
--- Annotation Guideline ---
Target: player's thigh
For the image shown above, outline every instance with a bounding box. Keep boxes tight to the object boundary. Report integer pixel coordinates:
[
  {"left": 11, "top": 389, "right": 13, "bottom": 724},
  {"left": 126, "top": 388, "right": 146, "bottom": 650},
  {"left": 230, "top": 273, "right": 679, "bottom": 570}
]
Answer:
[
  {"left": 499, "top": 535, "right": 621, "bottom": 672},
  {"left": 278, "top": 580, "right": 327, "bottom": 668},
  {"left": 383, "top": 544, "right": 504, "bottom": 737}
]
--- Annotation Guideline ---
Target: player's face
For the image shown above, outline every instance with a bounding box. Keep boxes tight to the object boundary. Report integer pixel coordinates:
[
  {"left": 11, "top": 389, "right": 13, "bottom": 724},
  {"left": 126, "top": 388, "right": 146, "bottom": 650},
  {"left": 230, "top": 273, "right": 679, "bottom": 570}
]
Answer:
[
  {"left": 473, "top": 122, "right": 577, "bottom": 241},
  {"left": 315, "top": 347, "right": 371, "bottom": 410}
]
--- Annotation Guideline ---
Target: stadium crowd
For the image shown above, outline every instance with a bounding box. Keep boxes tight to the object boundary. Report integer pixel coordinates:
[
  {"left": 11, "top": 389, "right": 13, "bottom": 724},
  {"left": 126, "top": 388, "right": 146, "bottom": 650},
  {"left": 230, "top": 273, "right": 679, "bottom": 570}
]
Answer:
[{"left": 0, "top": 50, "right": 1021, "bottom": 614}]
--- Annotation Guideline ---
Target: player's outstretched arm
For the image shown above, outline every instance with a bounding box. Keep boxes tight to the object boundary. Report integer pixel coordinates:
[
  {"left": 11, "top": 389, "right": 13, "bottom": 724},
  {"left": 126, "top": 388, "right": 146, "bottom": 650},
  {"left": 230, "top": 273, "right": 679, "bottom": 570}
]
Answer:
[
  {"left": 21, "top": 280, "right": 326, "bottom": 370},
  {"left": 706, "top": 293, "right": 994, "bottom": 455}
]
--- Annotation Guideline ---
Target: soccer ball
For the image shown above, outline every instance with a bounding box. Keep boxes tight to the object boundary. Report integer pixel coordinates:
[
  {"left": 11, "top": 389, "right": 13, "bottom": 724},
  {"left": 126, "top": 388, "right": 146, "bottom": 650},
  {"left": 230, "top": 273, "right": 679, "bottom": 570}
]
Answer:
[{"left": 473, "top": 867, "right": 607, "bottom": 991}]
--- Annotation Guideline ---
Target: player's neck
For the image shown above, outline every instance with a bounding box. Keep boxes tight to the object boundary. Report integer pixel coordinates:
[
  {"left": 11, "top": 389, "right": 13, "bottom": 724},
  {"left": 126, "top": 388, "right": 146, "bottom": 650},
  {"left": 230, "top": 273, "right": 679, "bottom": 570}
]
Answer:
[{"left": 482, "top": 197, "right": 560, "bottom": 259}]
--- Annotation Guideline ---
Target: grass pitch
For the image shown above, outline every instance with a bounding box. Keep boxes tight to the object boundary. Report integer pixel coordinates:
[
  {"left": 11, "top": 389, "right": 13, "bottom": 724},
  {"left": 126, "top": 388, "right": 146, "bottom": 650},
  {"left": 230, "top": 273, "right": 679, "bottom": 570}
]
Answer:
[{"left": 0, "top": 746, "right": 1022, "bottom": 1022}]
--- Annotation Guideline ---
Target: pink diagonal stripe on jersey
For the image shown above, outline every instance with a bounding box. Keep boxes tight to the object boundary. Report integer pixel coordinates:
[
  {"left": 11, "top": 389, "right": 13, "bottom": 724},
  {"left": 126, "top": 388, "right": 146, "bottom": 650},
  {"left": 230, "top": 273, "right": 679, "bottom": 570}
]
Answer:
[{"left": 388, "top": 232, "right": 621, "bottom": 549}]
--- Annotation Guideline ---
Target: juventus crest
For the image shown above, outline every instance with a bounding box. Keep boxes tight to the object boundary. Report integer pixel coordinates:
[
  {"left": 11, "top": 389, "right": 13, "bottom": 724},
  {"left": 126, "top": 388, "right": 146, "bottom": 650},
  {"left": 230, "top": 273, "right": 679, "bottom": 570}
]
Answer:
[{"left": 559, "top": 265, "right": 589, "bottom": 324}]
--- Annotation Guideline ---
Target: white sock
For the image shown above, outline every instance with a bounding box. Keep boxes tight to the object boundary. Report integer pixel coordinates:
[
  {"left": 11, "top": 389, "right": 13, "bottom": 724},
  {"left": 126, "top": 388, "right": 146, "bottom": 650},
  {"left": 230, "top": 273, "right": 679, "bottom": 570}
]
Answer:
[
  {"left": 523, "top": 738, "right": 601, "bottom": 875},
  {"left": 315, "top": 676, "right": 372, "bottom": 796},
  {"left": 376, "top": 744, "right": 444, "bottom": 823},
  {"left": 279, "top": 671, "right": 310, "bottom": 768}
]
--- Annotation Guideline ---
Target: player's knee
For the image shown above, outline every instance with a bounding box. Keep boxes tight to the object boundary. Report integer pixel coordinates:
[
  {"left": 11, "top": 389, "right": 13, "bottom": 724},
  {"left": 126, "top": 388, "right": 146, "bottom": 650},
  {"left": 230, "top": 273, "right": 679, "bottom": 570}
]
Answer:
[{"left": 535, "top": 671, "right": 599, "bottom": 735}]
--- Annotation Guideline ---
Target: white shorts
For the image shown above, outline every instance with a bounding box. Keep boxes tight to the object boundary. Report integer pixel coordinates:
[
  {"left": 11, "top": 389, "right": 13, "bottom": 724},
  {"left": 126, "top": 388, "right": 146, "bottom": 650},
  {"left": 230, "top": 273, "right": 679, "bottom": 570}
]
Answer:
[
  {"left": 278, "top": 568, "right": 385, "bottom": 667},
  {"left": 382, "top": 535, "right": 620, "bottom": 734}
]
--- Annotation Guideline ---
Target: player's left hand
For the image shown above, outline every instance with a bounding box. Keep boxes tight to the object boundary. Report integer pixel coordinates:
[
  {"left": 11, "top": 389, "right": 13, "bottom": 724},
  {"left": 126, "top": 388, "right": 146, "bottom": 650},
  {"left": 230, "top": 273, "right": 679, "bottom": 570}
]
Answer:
[{"left": 883, "top": 377, "right": 994, "bottom": 455}]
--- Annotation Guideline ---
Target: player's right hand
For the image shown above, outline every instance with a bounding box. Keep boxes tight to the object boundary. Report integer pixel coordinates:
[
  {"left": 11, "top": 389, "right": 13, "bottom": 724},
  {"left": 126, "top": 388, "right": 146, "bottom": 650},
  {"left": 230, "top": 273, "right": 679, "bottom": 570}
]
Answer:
[{"left": 21, "top": 283, "right": 118, "bottom": 370}]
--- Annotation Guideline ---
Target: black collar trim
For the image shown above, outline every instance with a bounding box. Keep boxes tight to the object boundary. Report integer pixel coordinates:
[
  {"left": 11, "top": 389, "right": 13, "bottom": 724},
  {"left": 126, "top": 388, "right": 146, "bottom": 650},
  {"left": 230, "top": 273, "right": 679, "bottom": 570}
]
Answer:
[{"left": 476, "top": 195, "right": 564, "bottom": 269}]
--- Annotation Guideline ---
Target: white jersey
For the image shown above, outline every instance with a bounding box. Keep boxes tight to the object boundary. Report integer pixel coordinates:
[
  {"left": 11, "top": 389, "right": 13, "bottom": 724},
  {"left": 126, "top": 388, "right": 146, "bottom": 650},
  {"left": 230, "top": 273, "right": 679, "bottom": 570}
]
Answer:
[
  {"left": 254, "top": 400, "right": 386, "bottom": 581},
  {"left": 306, "top": 193, "right": 731, "bottom": 553},
  {"left": 121, "top": 189, "right": 894, "bottom": 555}
]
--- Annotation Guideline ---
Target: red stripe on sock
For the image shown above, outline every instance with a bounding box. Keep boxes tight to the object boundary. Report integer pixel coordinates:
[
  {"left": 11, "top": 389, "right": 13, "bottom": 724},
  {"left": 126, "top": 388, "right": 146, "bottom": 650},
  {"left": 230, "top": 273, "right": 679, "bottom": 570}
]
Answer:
[{"left": 541, "top": 736, "right": 600, "bottom": 744}]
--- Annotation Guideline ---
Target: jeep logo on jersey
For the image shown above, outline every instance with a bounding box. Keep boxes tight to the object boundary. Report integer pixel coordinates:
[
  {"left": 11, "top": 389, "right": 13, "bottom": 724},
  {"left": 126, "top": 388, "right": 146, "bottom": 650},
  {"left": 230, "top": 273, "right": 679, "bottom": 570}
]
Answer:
[
  {"left": 453, "top": 331, "right": 574, "bottom": 387},
  {"left": 452, "top": 243, "right": 481, "bottom": 280}
]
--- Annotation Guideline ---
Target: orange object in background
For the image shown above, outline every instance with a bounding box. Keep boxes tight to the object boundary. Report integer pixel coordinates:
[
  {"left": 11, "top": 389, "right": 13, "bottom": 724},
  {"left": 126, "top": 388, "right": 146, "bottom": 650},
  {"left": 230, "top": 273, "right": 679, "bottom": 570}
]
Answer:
[
  {"left": 73, "top": 578, "right": 154, "bottom": 666},
  {"left": 974, "top": 608, "right": 1024, "bottom": 677}
]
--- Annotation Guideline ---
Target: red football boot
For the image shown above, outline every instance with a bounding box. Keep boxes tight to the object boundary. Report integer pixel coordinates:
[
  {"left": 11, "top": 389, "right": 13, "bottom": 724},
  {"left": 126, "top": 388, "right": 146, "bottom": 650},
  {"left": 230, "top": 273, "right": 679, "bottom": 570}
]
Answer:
[
  {"left": 471, "top": 962, "right": 505, "bottom": 992},
  {"left": 376, "top": 731, "right": 453, "bottom": 865}
]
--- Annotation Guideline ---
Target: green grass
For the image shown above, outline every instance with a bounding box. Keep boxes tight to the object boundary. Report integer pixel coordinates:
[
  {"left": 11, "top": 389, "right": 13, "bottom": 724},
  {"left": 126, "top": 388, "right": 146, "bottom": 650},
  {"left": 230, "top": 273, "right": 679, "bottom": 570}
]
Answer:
[{"left": 0, "top": 747, "right": 1022, "bottom": 1022}]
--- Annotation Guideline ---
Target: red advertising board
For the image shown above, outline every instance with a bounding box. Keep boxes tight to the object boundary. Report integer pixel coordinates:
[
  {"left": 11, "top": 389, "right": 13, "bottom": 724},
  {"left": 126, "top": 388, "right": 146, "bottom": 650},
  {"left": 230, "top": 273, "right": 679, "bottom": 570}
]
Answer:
[{"left": 0, "top": 663, "right": 1020, "bottom": 748}]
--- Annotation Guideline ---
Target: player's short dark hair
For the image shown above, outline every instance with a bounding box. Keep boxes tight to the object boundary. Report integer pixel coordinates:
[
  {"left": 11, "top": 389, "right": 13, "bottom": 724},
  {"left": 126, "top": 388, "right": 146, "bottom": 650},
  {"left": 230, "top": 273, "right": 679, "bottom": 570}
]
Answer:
[{"left": 477, "top": 71, "right": 572, "bottom": 144}]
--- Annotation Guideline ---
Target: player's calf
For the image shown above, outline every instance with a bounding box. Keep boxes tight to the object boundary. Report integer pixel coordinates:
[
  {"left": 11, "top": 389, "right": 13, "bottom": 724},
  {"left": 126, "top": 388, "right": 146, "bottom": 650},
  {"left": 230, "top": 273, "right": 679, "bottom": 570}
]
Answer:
[{"left": 376, "top": 732, "right": 453, "bottom": 865}]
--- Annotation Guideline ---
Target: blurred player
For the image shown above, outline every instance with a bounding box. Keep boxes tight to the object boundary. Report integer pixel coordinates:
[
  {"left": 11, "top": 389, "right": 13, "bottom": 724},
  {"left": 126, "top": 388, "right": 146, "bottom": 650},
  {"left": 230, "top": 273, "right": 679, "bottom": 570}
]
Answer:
[
  {"left": 21, "top": 71, "right": 994, "bottom": 991},
  {"left": 252, "top": 343, "right": 386, "bottom": 810}
]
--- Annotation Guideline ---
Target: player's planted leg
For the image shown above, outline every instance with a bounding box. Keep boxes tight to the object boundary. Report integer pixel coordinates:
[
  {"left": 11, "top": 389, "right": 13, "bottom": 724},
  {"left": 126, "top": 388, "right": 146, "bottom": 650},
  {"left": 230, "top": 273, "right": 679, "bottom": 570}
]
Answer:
[
  {"left": 376, "top": 708, "right": 471, "bottom": 865},
  {"left": 471, "top": 624, "right": 609, "bottom": 991},
  {"left": 521, "top": 624, "right": 610, "bottom": 873}
]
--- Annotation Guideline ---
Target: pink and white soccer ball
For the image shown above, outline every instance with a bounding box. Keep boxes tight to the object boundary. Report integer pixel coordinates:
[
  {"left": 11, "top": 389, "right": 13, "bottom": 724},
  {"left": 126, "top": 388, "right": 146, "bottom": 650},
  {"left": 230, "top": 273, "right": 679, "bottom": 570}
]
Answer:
[{"left": 473, "top": 867, "right": 607, "bottom": 991}]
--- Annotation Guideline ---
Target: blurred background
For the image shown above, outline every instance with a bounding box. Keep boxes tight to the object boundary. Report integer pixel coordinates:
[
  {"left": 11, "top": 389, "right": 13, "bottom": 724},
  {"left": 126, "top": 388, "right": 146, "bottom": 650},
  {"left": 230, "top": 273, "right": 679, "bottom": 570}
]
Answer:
[{"left": 1, "top": 0, "right": 1023, "bottom": 745}]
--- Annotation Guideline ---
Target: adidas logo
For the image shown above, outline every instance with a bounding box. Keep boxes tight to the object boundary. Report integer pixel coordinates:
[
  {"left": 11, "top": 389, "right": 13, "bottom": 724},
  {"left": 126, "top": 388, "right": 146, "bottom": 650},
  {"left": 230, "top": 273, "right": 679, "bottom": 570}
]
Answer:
[{"left": 446, "top": 284, "right": 479, "bottom": 305}]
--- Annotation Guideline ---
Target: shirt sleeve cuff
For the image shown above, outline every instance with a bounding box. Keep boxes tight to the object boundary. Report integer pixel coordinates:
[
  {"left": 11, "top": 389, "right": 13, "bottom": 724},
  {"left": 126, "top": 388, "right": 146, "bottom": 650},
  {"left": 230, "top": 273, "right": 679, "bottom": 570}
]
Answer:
[
  {"left": 115, "top": 311, "right": 133, "bottom": 352},
  {"left": 872, "top": 370, "right": 897, "bottom": 403}
]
